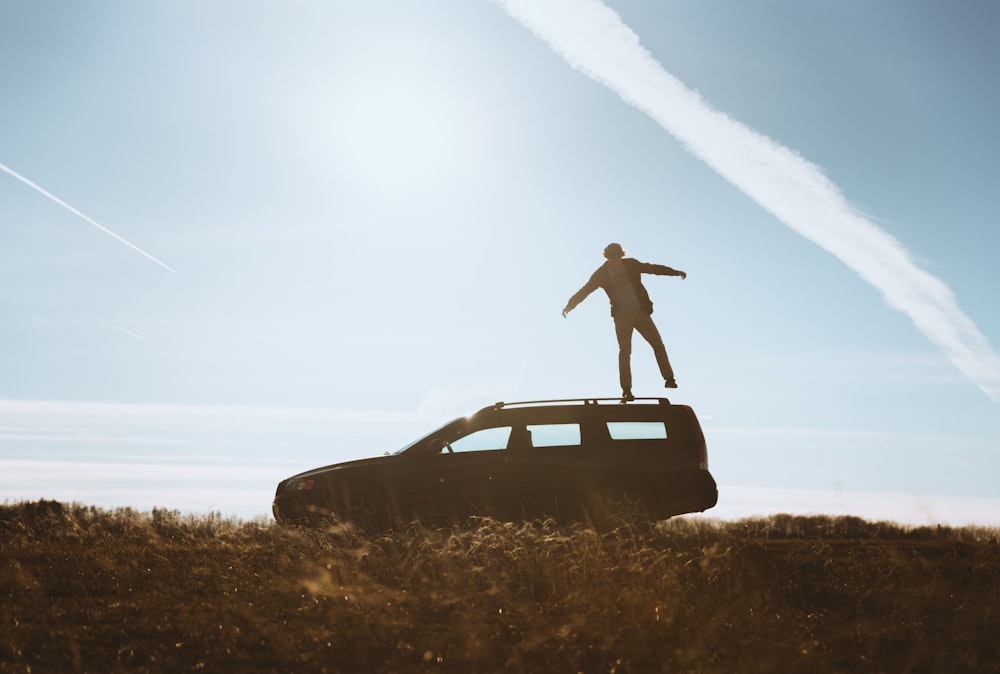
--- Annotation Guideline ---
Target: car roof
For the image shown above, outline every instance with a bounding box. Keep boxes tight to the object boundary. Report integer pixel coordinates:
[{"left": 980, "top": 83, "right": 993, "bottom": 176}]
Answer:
[
  {"left": 482, "top": 397, "right": 672, "bottom": 411},
  {"left": 390, "top": 397, "right": 699, "bottom": 456},
  {"left": 467, "top": 397, "right": 685, "bottom": 425}
]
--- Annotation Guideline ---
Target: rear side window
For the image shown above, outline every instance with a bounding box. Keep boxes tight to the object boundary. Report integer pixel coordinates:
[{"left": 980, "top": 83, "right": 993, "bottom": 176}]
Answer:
[
  {"left": 606, "top": 421, "right": 668, "bottom": 440},
  {"left": 527, "top": 423, "right": 581, "bottom": 447}
]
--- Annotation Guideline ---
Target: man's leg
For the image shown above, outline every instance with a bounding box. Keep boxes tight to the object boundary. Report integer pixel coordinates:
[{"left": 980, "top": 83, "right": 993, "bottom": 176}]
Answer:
[
  {"left": 634, "top": 314, "right": 676, "bottom": 384},
  {"left": 614, "top": 314, "right": 635, "bottom": 395}
]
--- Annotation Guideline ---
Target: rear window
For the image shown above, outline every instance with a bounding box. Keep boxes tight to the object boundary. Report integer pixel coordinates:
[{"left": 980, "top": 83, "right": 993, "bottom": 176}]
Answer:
[{"left": 606, "top": 421, "right": 668, "bottom": 440}]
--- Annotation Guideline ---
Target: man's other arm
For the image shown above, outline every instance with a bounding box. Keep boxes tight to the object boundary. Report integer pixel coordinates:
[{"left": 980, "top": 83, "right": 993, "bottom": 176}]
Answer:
[{"left": 638, "top": 261, "right": 687, "bottom": 280}]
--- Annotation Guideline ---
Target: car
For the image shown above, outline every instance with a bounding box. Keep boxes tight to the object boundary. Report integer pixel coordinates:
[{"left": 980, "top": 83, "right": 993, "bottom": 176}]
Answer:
[{"left": 271, "top": 397, "right": 718, "bottom": 529}]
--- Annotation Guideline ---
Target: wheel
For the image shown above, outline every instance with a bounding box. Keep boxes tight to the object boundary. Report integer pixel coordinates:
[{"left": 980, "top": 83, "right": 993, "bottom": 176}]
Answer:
[
  {"left": 341, "top": 485, "right": 392, "bottom": 532},
  {"left": 598, "top": 486, "right": 652, "bottom": 532}
]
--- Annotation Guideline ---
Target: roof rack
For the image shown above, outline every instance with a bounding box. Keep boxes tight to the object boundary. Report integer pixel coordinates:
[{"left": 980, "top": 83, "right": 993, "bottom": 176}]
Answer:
[{"left": 485, "top": 397, "right": 671, "bottom": 411}]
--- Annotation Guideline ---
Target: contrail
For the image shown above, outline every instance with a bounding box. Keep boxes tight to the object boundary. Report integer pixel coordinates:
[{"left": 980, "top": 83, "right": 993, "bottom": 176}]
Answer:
[
  {"left": 495, "top": 0, "right": 1000, "bottom": 402},
  {"left": 109, "top": 323, "right": 149, "bottom": 341},
  {"left": 0, "top": 162, "right": 176, "bottom": 273}
]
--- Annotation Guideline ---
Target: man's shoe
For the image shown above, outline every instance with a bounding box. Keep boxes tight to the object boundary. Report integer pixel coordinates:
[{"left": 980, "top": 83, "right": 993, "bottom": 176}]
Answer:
[
  {"left": 664, "top": 379, "right": 678, "bottom": 389},
  {"left": 622, "top": 391, "right": 635, "bottom": 402}
]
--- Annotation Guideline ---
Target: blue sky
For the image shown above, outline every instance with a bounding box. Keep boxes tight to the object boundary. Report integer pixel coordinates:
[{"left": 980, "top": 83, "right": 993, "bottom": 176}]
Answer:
[{"left": 2, "top": 0, "right": 998, "bottom": 525}]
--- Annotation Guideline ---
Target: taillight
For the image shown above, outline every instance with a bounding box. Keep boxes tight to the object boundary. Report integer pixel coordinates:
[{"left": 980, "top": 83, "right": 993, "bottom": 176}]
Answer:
[{"left": 698, "top": 442, "right": 708, "bottom": 470}]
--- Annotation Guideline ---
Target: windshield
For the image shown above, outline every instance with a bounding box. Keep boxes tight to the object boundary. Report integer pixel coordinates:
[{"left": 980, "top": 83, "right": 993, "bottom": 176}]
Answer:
[{"left": 390, "top": 417, "right": 467, "bottom": 455}]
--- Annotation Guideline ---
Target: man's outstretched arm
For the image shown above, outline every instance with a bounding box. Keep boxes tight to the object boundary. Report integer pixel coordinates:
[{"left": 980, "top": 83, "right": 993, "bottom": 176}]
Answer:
[
  {"left": 639, "top": 261, "right": 687, "bottom": 280},
  {"left": 562, "top": 274, "right": 601, "bottom": 317}
]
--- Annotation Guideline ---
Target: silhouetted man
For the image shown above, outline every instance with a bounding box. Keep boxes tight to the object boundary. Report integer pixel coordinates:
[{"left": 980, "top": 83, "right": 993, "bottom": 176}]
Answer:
[{"left": 562, "top": 243, "right": 686, "bottom": 401}]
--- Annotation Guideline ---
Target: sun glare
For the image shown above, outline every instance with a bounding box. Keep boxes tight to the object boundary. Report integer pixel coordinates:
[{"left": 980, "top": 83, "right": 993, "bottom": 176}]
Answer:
[{"left": 295, "top": 34, "right": 495, "bottom": 205}]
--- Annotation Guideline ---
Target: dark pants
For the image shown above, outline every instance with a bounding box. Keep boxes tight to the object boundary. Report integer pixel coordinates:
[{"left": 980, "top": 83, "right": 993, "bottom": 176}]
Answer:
[{"left": 614, "top": 310, "right": 675, "bottom": 393}]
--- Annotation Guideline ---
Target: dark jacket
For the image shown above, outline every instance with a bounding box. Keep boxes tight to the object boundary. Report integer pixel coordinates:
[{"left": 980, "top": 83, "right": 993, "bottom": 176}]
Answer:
[{"left": 565, "top": 258, "right": 681, "bottom": 317}]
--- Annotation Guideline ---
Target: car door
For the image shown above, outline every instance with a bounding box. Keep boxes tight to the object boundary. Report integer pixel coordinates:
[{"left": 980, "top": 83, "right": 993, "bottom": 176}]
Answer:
[
  {"left": 400, "top": 425, "right": 513, "bottom": 519},
  {"left": 504, "top": 421, "right": 586, "bottom": 515}
]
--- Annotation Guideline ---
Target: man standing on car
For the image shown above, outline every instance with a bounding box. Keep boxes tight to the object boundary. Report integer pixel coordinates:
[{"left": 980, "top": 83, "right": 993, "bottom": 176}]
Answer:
[{"left": 562, "top": 243, "right": 686, "bottom": 401}]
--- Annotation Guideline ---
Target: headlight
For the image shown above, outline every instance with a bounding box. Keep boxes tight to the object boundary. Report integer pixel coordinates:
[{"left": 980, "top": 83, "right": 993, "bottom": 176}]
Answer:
[{"left": 285, "top": 478, "right": 316, "bottom": 493}]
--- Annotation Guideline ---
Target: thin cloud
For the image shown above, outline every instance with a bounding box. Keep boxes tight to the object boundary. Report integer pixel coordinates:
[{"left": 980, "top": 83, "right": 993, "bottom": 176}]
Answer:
[
  {"left": 0, "top": 398, "right": 432, "bottom": 458},
  {"left": 0, "top": 162, "right": 176, "bottom": 273},
  {"left": 495, "top": 0, "right": 1000, "bottom": 402},
  {"left": 712, "top": 485, "right": 1000, "bottom": 527}
]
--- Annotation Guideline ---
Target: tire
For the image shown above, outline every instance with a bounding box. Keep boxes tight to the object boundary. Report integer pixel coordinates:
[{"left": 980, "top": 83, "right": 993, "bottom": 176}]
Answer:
[
  {"left": 339, "top": 484, "right": 392, "bottom": 533},
  {"left": 597, "top": 485, "right": 653, "bottom": 533}
]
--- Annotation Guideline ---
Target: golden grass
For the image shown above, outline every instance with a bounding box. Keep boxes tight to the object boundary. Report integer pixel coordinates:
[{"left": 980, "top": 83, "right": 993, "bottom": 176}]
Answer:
[{"left": 1, "top": 500, "right": 998, "bottom": 673}]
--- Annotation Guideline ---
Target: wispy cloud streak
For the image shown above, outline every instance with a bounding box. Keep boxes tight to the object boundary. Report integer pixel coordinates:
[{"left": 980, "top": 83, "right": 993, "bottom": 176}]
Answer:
[
  {"left": 495, "top": 0, "right": 1000, "bottom": 401},
  {"left": 0, "top": 162, "right": 176, "bottom": 273}
]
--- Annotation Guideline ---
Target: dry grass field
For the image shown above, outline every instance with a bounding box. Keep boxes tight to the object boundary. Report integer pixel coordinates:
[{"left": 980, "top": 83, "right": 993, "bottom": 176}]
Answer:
[{"left": 1, "top": 499, "right": 998, "bottom": 673}]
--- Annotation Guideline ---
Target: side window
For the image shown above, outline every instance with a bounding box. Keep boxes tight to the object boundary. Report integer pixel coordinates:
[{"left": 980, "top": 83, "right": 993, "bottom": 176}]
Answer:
[
  {"left": 448, "top": 426, "right": 512, "bottom": 453},
  {"left": 606, "top": 421, "right": 668, "bottom": 440},
  {"left": 526, "top": 423, "right": 581, "bottom": 448}
]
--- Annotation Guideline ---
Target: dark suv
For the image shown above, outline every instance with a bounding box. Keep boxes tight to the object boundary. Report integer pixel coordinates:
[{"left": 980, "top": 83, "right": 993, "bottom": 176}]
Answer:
[{"left": 272, "top": 397, "right": 717, "bottom": 528}]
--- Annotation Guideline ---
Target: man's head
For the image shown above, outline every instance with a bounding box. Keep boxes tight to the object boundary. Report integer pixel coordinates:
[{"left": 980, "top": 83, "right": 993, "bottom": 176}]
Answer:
[{"left": 603, "top": 242, "right": 625, "bottom": 260}]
